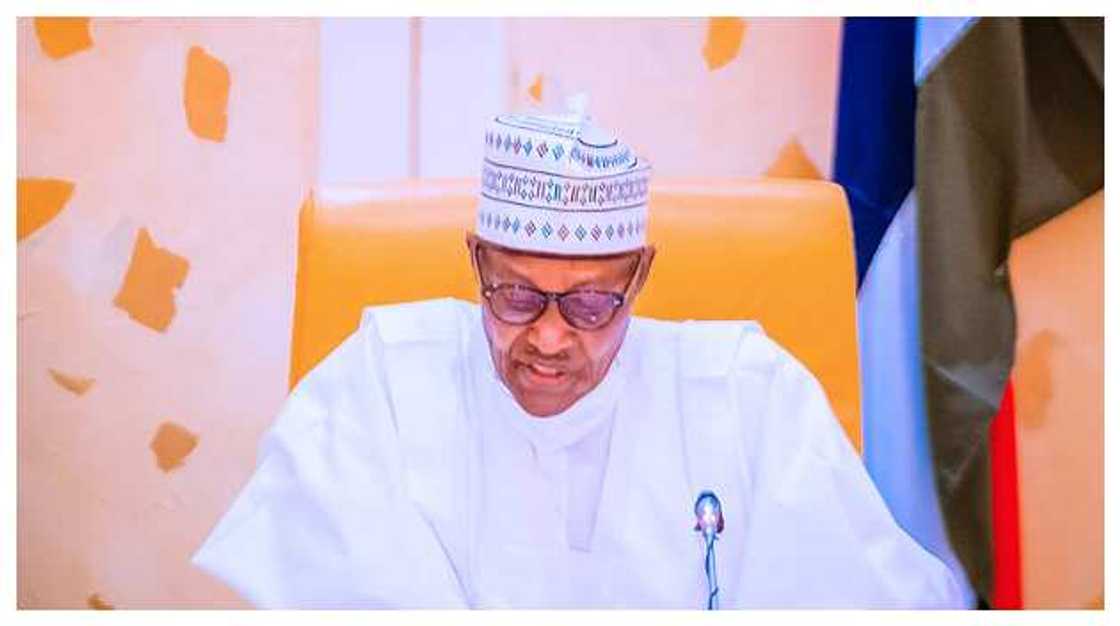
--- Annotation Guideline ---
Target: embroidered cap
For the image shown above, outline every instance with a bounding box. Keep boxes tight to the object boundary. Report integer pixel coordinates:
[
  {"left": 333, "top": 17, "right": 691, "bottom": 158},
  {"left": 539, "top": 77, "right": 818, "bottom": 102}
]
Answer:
[{"left": 476, "top": 108, "right": 650, "bottom": 256}]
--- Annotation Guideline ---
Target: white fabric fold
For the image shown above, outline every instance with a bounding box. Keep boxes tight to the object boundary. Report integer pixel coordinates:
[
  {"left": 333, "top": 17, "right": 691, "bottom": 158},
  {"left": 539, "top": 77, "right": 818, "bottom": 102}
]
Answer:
[{"left": 192, "top": 298, "right": 965, "bottom": 609}]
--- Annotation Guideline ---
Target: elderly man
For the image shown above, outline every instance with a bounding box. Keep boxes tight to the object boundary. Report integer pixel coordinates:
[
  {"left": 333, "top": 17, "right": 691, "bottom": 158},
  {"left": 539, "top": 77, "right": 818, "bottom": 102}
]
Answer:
[{"left": 192, "top": 112, "right": 963, "bottom": 609}]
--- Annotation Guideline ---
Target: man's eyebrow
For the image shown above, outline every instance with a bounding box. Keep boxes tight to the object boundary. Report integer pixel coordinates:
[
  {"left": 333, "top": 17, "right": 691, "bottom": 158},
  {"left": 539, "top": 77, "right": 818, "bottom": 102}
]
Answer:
[
  {"left": 493, "top": 264, "right": 535, "bottom": 284},
  {"left": 493, "top": 264, "right": 625, "bottom": 290},
  {"left": 482, "top": 249, "right": 637, "bottom": 290},
  {"left": 568, "top": 278, "right": 595, "bottom": 289},
  {"left": 480, "top": 250, "right": 535, "bottom": 285}
]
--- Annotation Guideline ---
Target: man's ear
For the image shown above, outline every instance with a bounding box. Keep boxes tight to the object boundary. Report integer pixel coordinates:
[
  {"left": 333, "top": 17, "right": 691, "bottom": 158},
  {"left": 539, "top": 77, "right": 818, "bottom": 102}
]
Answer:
[
  {"left": 633, "top": 245, "right": 657, "bottom": 295},
  {"left": 465, "top": 232, "right": 480, "bottom": 277}
]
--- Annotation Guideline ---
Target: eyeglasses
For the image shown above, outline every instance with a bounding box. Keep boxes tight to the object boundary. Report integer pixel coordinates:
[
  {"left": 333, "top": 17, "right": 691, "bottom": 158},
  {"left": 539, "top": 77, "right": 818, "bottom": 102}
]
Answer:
[{"left": 474, "top": 245, "right": 639, "bottom": 331}]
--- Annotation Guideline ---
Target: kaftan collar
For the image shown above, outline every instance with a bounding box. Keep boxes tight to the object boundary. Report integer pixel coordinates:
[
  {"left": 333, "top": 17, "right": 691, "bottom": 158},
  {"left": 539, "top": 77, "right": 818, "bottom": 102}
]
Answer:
[{"left": 469, "top": 319, "right": 633, "bottom": 454}]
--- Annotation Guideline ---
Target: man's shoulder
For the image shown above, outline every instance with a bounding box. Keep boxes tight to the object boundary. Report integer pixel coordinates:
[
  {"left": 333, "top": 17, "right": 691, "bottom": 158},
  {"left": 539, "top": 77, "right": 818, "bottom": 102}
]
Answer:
[
  {"left": 294, "top": 298, "right": 476, "bottom": 400},
  {"left": 281, "top": 298, "right": 478, "bottom": 447},
  {"left": 630, "top": 316, "right": 794, "bottom": 380},
  {"left": 358, "top": 297, "right": 479, "bottom": 346}
]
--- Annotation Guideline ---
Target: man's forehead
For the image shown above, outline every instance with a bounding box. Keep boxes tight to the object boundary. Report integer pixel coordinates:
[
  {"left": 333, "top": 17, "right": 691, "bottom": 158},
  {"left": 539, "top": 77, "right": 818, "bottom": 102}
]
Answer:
[{"left": 480, "top": 243, "right": 636, "bottom": 281}]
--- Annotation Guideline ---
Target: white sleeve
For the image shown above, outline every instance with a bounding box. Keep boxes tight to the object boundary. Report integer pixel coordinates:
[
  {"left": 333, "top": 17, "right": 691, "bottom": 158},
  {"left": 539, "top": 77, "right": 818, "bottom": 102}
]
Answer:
[
  {"left": 190, "top": 328, "right": 469, "bottom": 608},
  {"left": 736, "top": 341, "right": 967, "bottom": 608}
]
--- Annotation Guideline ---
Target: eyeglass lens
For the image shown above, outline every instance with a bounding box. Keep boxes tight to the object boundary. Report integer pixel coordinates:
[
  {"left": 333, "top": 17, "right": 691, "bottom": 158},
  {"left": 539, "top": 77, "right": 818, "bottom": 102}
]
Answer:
[{"left": 489, "top": 285, "right": 618, "bottom": 330}]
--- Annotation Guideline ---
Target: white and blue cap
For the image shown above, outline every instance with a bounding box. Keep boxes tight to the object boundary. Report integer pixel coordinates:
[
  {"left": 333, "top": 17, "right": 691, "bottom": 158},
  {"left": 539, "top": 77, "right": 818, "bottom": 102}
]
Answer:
[{"left": 476, "top": 100, "right": 651, "bottom": 256}]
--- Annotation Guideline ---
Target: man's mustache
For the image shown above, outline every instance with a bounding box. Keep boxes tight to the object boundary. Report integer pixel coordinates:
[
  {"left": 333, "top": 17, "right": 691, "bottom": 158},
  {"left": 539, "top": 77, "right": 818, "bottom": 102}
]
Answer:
[{"left": 513, "top": 346, "right": 571, "bottom": 367}]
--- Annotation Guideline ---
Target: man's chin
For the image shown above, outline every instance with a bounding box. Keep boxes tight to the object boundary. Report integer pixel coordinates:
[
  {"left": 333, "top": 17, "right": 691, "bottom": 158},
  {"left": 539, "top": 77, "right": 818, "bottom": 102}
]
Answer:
[
  {"left": 498, "top": 360, "right": 595, "bottom": 416},
  {"left": 511, "top": 388, "right": 579, "bottom": 418}
]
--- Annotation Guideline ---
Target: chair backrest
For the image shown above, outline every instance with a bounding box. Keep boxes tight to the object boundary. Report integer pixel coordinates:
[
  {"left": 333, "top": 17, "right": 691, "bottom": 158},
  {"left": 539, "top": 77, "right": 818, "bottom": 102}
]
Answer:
[{"left": 290, "top": 178, "right": 862, "bottom": 450}]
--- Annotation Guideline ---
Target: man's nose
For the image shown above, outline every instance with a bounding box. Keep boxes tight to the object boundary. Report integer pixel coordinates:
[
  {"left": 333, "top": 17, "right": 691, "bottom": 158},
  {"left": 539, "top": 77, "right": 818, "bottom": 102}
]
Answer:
[{"left": 527, "top": 301, "right": 574, "bottom": 355}]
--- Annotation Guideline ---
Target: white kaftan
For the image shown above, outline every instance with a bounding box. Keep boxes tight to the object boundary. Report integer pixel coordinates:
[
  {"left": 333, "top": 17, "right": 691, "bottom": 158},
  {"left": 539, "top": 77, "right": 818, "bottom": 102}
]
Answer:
[{"left": 192, "top": 298, "right": 964, "bottom": 609}]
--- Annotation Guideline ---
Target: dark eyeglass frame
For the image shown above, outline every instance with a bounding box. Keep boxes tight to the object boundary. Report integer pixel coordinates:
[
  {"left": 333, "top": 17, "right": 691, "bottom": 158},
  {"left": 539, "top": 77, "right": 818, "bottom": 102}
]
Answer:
[{"left": 473, "top": 243, "right": 642, "bottom": 331}]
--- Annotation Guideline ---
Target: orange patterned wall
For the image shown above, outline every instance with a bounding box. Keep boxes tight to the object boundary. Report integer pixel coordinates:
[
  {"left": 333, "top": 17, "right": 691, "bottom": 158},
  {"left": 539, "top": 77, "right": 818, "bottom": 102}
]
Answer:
[
  {"left": 16, "top": 17, "right": 845, "bottom": 608},
  {"left": 17, "top": 18, "right": 317, "bottom": 608},
  {"left": 506, "top": 18, "right": 840, "bottom": 179}
]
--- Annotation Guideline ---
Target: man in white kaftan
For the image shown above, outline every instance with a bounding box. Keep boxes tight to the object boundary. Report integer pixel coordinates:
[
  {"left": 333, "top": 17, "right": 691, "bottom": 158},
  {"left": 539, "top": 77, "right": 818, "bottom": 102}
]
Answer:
[{"left": 192, "top": 110, "right": 965, "bottom": 609}]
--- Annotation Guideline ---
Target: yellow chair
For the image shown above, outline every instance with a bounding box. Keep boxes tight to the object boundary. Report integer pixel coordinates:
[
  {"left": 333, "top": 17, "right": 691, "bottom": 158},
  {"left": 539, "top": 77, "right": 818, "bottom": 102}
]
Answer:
[{"left": 289, "top": 178, "right": 862, "bottom": 451}]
